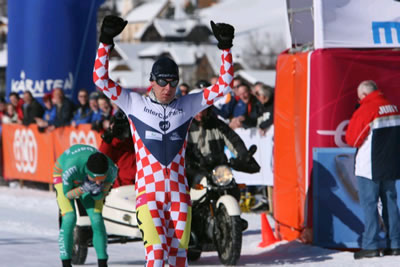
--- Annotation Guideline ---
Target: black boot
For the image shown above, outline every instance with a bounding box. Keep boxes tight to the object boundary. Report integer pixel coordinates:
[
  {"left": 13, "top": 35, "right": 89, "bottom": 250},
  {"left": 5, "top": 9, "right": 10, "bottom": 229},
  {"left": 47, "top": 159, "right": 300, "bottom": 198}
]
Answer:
[
  {"left": 98, "top": 259, "right": 108, "bottom": 267},
  {"left": 62, "top": 259, "right": 72, "bottom": 267},
  {"left": 354, "top": 249, "right": 381, "bottom": 259}
]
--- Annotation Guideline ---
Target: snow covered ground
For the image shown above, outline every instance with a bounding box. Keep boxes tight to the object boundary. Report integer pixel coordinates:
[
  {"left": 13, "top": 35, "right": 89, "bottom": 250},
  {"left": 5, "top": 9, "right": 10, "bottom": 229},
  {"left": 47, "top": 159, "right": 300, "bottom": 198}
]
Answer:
[{"left": 0, "top": 185, "right": 398, "bottom": 267}]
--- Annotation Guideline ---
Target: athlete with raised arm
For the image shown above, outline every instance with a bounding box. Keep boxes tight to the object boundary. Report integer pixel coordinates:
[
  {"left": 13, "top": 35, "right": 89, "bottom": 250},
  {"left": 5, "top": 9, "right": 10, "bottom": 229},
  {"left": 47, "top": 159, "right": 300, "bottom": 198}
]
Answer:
[
  {"left": 54, "top": 144, "right": 118, "bottom": 267},
  {"left": 93, "top": 15, "right": 234, "bottom": 267}
]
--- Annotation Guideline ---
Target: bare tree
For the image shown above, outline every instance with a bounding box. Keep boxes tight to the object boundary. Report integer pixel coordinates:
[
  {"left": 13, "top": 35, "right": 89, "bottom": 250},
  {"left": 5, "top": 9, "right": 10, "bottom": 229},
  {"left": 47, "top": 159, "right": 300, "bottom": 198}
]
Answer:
[{"left": 241, "top": 30, "right": 285, "bottom": 70}]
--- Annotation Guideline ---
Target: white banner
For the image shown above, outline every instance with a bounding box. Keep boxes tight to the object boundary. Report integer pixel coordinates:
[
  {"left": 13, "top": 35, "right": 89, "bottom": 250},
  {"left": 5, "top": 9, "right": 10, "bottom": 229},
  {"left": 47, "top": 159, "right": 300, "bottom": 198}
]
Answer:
[
  {"left": 314, "top": 0, "right": 400, "bottom": 48},
  {"left": 226, "top": 126, "right": 274, "bottom": 186}
]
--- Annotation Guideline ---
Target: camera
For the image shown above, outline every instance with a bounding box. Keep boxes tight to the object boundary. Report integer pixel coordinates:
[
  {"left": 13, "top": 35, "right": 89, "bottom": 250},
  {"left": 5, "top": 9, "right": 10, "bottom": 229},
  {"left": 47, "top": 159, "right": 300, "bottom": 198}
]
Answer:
[{"left": 101, "top": 111, "right": 131, "bottom": 143}]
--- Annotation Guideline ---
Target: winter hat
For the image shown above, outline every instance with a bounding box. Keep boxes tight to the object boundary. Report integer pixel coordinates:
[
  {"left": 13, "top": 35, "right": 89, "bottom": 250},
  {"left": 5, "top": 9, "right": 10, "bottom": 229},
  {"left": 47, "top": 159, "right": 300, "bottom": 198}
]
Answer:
[
  {"left": 86, "top": 152, "right": 108, "bottom": 180},
  {"left": 150, "top": 57, "right": 179, "bottom": 81},
  {"left": 195, "top": 80, "right": 211, "bottom": 89},
  {"left": 89, "top": 91, "right": 100, "bottom": 101}
]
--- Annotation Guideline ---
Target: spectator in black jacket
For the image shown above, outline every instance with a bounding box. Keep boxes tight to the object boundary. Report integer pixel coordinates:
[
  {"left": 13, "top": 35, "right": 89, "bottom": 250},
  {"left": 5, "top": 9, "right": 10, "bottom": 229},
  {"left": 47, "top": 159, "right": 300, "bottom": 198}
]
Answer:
[
  {"left": 51, "top": 88, "right": 75, "bottom": 128},
  {"left": 71, "top": 89, "right": 92, "bottom": 127},
  {"left": 91, "top": 94, "right": 113, "bottom": 133},
  {"left": 22, "top": 91, "right": 44, "bottom": 126},
  {"left": 229, "top": 83, "right": 263, "bottom": 129},
  {"left": 255, "top": 84, "right": 274, "bottom": 136}
]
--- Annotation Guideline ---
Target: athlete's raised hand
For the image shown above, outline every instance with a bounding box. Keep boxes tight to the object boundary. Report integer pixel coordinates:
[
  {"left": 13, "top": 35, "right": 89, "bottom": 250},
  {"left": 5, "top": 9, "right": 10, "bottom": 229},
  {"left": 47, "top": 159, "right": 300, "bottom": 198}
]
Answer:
[
  {"left": 100, "top": 15, "right": 128, "bottom": 45},
  {"left": 210, "top": 20, "right": 235, "bottom": 50}
]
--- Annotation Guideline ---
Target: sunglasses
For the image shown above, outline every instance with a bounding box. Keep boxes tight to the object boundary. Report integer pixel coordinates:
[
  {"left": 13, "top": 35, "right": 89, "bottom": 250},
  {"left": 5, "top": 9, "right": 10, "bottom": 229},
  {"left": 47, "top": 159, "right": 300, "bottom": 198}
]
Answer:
[
  {"left": 156, "top": 78, "right": 179, "bottom": 87},
  {"left": 151, "top": 73, "right": 179, "bottom": 87}
]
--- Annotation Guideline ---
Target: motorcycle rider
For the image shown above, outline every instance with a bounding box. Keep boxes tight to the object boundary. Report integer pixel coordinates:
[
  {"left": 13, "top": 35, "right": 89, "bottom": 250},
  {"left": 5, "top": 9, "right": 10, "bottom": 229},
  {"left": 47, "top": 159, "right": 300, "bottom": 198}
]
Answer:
[
  {"left": 53, "top": 144, "right": 118, "bottom": 267},
  {"left": 185, "top": 87, "right": 260, "bottom": 194},
  {"left": 93, "top": 15, "right": 235, "bottom": 267}
]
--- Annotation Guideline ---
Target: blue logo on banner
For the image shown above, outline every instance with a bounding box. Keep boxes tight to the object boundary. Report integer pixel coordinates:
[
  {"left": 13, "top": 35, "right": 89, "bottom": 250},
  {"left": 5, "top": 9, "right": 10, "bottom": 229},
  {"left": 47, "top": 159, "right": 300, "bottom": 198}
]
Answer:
[
  {"left": 372, "top": 21, "right": 400, "bottom": 44},
  {"left": 6, "top": 0, "right": 104, "bottom": 103}
]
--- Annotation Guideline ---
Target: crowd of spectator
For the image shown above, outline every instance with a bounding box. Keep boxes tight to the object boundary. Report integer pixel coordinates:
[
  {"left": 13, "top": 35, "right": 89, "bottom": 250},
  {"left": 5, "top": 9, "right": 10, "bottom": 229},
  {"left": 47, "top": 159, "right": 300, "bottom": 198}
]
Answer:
[
  {"left": 177, "top": 77, "right": 274, "bottom": 135},
  {"left": 0, "top": 88, "right": 120, "bottom": 134},
  {"left": 0, "top": 77, "right": 273, "bottom": 136}
]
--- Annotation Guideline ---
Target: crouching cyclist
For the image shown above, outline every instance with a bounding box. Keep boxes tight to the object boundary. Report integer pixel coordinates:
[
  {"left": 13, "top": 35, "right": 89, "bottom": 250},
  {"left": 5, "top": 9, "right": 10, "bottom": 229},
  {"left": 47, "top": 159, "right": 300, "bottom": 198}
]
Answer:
[{"left": 53, "top": 144, "right": 118, "bottom": 267}]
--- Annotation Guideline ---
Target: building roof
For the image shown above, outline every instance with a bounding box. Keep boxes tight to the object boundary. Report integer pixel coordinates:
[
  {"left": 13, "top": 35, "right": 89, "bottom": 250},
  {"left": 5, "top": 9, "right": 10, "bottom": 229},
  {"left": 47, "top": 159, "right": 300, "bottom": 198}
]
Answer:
[
  {"left": 138, "top": 42, "right": 198, "bottom": 65},
  {"left": 110, "top": 42, "right": 223, "bottom": 88},
  {"left": 199, "top": 0, "right": 289, "bottom": 52},
  {"left": 125, "top": 0, "right": 168, "bottom": 23},
  {"left": 113, "top": 42, "right": 156, "bottom": 70},
  {"left": 153, "top": 18, "right": 198, "bottom": 38}
]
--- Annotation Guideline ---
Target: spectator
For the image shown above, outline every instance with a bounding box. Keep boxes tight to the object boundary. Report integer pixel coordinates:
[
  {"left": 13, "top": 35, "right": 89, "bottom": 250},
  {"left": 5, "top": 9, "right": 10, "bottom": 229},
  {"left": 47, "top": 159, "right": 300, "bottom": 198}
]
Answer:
[
  {"left": 36, "top": 93, "right": 57, "bottom": 131},
  {"left": 92, "top": 94, "right": 113, "bottom": 132},
  {"left": 43, "top": 93, "right": 56, "bottom": 124},
  {"left": 255, "top": 84, "right": 274, "bottom": 136},
  {"left": 214, "top": 77, "right": 243, "bottom": 119},
  {"left": 2, "top": 103, "right": 19, "bottom": 124},
  {"left": 232, "top": 77, "right": 243, "bottom": 95},
  {"left": 176, "top": 83, "right": 190, "bottom": 97},
  {"left": 52, "top": 88, "right": 75, "bottom": 127},
  {"left": 22, "top": 91, "right": 44, "bottom": 126},
  {"left": 195, "top": 80, "right": 210, "bottom": 89},
  {"left": 71, "top": 89, "right": 92, "bottom": 127},
  {"left": 346, "top": 80, "right": 400, "bottom": 259},
  {"left": 89, "top": 91, "right": 102, "bottom": 123},
  {"left": 8, "top": 92, "right": 24, "bottom": 121},
  {"left": 99, "top": 110, "right": 136, "bottom": 188},
  {"left": 229, "top": 83, "right": 263, "bottom": 129},
  {"left": 111, "top": 102, "right": 120, "bottom": 115},
  {"left": 252, "top": 81, "right": 265, "bottom": 96},
  {"left": 0, "top": 97, "right": 6, "bottom": 122},
  {"left": 210, "top": 75, "right": 219, "bottom": 85}
]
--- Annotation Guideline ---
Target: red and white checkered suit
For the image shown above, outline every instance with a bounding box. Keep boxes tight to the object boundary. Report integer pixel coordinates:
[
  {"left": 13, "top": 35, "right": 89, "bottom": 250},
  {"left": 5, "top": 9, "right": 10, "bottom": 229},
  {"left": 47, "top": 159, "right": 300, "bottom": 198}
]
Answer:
[{"left": 93, "top": 42, "right": 233, "bottom": 267}]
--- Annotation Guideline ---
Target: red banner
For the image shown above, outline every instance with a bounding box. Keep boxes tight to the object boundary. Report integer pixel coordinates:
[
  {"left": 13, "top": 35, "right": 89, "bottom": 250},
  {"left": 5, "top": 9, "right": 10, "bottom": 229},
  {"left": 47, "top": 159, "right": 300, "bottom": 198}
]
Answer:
[
  {"left": 274, "top": 48, "right": 400, "bottom": 242},
  {"left": 2, "top": 124, "right": 102, "bottom": 183}
]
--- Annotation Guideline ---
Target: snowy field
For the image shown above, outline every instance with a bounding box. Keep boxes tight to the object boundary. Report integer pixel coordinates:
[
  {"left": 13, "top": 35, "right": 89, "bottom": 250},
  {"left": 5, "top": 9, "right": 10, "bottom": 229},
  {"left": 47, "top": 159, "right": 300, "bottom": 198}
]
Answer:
[{"left": 0, "top": 185, "right": 398, "bottom": 267}]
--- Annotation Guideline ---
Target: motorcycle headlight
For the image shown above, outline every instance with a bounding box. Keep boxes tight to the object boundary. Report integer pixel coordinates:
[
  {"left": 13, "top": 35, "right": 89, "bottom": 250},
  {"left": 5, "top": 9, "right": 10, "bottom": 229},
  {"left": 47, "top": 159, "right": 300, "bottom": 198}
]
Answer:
[{"left": 212, "top": 165, "right": 233, "bottom": 186}]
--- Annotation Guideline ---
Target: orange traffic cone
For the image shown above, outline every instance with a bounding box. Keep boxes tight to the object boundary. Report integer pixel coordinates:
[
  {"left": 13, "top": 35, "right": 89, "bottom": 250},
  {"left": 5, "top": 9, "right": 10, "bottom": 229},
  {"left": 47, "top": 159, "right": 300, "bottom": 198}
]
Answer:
[{"left": 258, "top": 213, "right": 277, "bottom": 248}]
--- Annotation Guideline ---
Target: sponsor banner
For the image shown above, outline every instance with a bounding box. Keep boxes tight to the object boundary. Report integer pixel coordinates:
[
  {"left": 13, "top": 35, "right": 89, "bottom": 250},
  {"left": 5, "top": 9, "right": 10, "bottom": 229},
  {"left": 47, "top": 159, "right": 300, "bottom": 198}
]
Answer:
[
  {"left": 314, "top": 0, "right": 400, "bottom": 48},
  {"left": 53, "top": 124, "right": 102, "bottom": 159},
  {"left": 309, "top": 49, "right": 400, "bottom": 154},
  {"left": 228, "top": 126, "right": 274, "bottom": 186},
  {"left": 6, "top": 0, "right": 104, "bottom": 102},
  {"left": 274, "top": 48, "right": 400, "bottom": 241},
  {"left": 2, "top": 124, "right": 101, "bottom": 183},
  {"left": 2, "top": 124, "right": 54, "bottom": 182},
  {"left": 312, "top": 148, "right": 400, "bottom": 248}
]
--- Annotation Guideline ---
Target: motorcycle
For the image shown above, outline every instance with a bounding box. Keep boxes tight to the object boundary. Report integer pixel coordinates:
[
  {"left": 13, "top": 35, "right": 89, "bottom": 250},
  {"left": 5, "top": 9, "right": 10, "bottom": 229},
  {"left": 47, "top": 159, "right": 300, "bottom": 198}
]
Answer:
[
  {"left": 70, "top": 145, "right": 259, "bottom": 266},
  {"left": 188, "top": 145, "right": 260, "bottom": 265},
  {"left": 70, "top": 185, "right": 141, "bottom": 265}
]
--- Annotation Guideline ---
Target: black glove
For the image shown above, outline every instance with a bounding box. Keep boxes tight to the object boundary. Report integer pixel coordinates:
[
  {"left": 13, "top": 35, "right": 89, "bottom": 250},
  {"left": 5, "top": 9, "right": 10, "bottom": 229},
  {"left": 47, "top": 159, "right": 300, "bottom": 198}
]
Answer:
[
  {"left": 210, "top": 20, "right": 235, "bottom": 50},
  {"left": 101, "top": 128, "right": 114, "bottom": 144},
  {"left": 100, "top": 15, "right": 128, "bottom": 45},
  {"left": 230, "top": 155, "right": 260, "bottom": 174}
]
